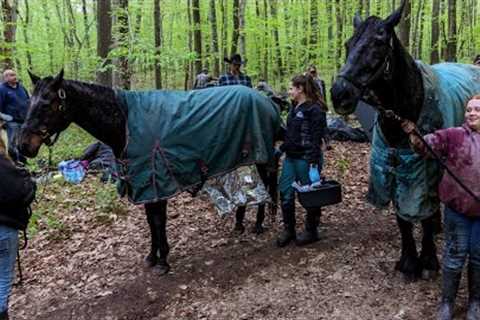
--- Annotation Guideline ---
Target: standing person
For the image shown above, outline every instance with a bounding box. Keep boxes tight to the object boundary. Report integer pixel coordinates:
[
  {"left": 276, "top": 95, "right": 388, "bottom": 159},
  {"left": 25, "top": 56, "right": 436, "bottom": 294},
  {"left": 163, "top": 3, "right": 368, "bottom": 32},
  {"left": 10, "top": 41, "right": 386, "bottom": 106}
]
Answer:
[
  {"left": 0, "top": 70, "right": 30, "bottom": 163},
  {"left": 474, "top": 55, "right": 480, "bottom": 66},
  {"left": 276, "top": 74, "right": 328, "bottom": 247},
  {"left": 193, "top": 69, "right": 210, "bottom": 89},
  {"left": 401, "top": 95, "right": 480, "bottom": 320},
  {"left": 0, "top": 135, "right": 36, "bottom": 320},
  {"left": 218, "top": 54, "right": 252, "bottom": 88},
  {"left": 307, "top": 65, "right": 327, "bottom": 101}
]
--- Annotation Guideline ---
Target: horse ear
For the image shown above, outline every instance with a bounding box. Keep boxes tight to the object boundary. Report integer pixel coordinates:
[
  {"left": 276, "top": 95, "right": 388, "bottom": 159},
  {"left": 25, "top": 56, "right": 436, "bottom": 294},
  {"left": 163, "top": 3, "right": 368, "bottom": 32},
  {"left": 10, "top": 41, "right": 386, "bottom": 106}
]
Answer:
[
  {"left": 353, "top": 12, "right": 363, "bottom": 29},
  {"left": 52, "top": 69, "right": 64, "bottom": 89},
  {"left": 28, "top": 70, "right": 40, "bottom": 85},
  {"left": 384, "top": 0, "right": 406, "bottom": 29}
]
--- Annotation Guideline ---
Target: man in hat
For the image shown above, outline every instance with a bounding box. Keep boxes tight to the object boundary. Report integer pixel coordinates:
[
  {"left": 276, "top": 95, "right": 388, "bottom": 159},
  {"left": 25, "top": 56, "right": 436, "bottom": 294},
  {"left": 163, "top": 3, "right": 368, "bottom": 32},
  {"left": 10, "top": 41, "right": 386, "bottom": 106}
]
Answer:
[{"left": 219, "top": 54, "right": 252, "bottom": 88}]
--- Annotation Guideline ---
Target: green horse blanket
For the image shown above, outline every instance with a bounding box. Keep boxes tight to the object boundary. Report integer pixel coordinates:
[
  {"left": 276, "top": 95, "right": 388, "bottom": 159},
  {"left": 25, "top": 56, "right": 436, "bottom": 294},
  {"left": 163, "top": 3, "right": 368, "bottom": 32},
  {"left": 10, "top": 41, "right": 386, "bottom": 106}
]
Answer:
[
  {"left": 116, "top": 85, "right": 281, "bottom": 204},
  {"left": 368, "top": 62, "right": 480, "bottom": 222}
]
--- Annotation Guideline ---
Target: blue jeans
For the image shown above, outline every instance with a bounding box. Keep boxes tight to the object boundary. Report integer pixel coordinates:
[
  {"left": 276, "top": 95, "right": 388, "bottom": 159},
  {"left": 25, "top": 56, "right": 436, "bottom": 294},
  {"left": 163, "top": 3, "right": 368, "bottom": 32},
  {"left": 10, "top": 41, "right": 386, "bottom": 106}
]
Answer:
[
  {"left": 0, "top": 225, "right": 18, "bottom": 313},
  {"left": 279, "top": 156, "right": 323, "bottom": 207},
  {"left": 443, "top": 206, "right": 480, "bottom": 272}
]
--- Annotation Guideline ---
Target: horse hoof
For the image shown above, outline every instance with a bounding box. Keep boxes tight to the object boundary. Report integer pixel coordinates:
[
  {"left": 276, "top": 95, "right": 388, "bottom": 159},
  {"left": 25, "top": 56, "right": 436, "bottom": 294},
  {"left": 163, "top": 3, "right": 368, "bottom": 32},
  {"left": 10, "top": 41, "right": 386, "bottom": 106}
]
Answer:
[
  {"left": 233, "top": 224, "right": 245, "bottom": 235},
  {"left": 154, "top": 263, "right": 170, "bottom": 275},
  {"left": 252, "top": 225, "right": 265, "bottom": 235},
  {"left": 421, "top": 269, "right": 439, "bottom": 280},
  {"left": 395, "top": 254, "right": 421, "bottom": 280},
  {"left": 144, "top": 253, "right": 158, "bottom": 268}
]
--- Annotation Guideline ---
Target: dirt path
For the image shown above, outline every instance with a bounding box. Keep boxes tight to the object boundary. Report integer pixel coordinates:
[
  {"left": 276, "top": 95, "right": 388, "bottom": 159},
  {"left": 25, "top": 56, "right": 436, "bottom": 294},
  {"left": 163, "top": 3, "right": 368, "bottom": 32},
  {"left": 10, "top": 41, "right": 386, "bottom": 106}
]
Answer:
[{"left": 10, "top": 142, "right": 464, "bottom": 320}]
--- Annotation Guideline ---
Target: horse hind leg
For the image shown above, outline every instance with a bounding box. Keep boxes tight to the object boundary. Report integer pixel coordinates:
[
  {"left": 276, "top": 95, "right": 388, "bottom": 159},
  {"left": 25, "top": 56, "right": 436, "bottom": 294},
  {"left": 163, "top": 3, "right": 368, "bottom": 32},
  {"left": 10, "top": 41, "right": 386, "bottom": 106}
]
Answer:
[
  {"left": 145, "top": 200, "right": 170, "bottom": 275},
  {"left": 420, "top": 214, "right": 440, "bottom": 280},
  {"left": 395, "top": 215, "right": 422, "bottom": 281},
  {"left": 234, "top": 206, "right": 247, "bottom": 234}
]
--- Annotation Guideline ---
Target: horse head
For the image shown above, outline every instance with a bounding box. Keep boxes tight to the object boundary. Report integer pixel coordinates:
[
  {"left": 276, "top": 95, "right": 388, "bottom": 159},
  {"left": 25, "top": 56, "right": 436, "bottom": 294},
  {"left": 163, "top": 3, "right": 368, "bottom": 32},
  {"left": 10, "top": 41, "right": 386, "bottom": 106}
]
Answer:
[
  {"left": 331, "top": 0, "right": 406, "bottom": 115},
  {"left": 19, "top": 69, "right": 72, "bottom": 158}
]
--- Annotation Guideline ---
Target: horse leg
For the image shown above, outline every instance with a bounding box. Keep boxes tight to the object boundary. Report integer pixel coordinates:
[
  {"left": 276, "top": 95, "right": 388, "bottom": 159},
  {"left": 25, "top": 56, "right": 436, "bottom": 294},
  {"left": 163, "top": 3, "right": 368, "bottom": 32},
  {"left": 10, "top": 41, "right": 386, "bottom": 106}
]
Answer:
[
  {"left": 252, "top": 163, "right": 277, "bottom": 234},
  {"left": 420, "top": 214, "right": 440, "bottom": 280},
  {"left": 395, "top": 215, "right": 421, "bottom": 280},
  {"left": 145, "top": 200, "right": 170, "bottom": 275},
  {"left": 432, "top": 208, "right": 443, "bottom": 235},
  {"left": 234, "top": 206, "right": 246, "bottom": 234}
]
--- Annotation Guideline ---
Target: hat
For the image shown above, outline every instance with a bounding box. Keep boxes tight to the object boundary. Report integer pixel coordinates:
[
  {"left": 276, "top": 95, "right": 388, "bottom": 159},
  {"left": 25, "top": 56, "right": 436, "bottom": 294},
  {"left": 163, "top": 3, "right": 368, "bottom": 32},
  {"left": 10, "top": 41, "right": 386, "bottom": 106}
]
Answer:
[{"left": 224, "top": 54, "right": 246, "bottom": 65}]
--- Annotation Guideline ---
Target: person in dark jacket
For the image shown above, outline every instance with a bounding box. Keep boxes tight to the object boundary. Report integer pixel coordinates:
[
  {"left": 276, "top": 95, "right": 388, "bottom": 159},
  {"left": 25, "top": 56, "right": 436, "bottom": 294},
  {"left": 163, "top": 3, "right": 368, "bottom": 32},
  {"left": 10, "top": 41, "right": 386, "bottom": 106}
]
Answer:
[
  {"left": 276, "top": 74, "right": 328, "bottom": 247},
  {"left": 0, "top": 135, "right": 36, "bottom": 320},
  {"left": 0, "top": 70, "right": 30, "bottom": 163}
]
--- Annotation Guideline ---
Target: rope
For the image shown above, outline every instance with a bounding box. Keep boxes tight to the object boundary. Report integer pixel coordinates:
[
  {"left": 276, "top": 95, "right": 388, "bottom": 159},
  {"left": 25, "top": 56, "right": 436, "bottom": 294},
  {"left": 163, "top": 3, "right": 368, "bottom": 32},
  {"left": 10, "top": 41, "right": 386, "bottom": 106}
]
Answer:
[{"left": 362, "top": 98, "right": 480, "bottom": 204}]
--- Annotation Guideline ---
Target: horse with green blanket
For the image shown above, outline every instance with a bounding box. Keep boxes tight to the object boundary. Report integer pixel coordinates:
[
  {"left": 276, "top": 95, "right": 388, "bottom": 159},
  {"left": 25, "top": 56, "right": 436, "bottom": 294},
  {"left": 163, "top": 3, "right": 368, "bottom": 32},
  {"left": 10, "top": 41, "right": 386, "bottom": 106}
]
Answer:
[{"left": 19, "top": 72, "right": 282, "bottom": 274}]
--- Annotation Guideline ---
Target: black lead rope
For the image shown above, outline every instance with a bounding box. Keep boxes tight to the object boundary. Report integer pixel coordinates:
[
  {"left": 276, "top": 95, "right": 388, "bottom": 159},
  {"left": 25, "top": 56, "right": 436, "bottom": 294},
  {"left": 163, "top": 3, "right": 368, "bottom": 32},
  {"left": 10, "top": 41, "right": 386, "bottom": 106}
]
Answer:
[{"left": 362, "top": 97, "right": 480, "bottom": 204}]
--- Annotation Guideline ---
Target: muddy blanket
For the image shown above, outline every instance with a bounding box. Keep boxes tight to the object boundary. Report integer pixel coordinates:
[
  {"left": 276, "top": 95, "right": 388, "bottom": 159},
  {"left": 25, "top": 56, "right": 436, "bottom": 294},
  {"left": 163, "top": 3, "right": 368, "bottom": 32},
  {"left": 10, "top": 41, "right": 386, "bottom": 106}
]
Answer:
[
  {"left": 368, "top": 62, "right": 480, "bottom": 222},
  {"left": 116, "top": 85, "right": 281, "bottom": 204}
]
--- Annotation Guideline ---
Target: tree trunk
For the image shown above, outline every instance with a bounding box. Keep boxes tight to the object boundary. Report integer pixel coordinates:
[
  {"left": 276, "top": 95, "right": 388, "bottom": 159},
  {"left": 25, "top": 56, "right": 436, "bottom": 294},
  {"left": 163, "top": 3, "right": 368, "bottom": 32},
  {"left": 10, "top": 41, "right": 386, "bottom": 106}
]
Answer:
[
  {"left": 238, "top": 0, "right": 246, "bottom": 58},
  {"left": 269, "top": 0, "right": 283, "bottom": 81},
  {"left": 112, "top": 0, "right": 130, "bottom": 89},
  {"left": 185, "top": 0, "right": 193, "bottom": 89},
  {"left": 335, "top": 0, "right": 343, "bottom": 71},
  {"left": 1, "top": 0, "right": 18, "bottom": 70},
  {"left": 231, "top": 0, "right": 240, "bottom": 55},
  {"left": 308, "top": 0, "right": 318, "bottom": 62},
  {"left": 209, "top": 0, "right": 219, "bottom": 77},
  {"left": 20, "top": 0, "right": 32, "bottom": 68},
  {"left": 192, "top": 0, "right": 202, "bottom": 76},
  {"left": 262, "top": 0, "right": 268, "bottom": 81},
  {"left": 446, "top": 0, "right": 457, "bottom": 61},
  {"left": 221, "top": 0, "right": 228, "bottom": 72},
  {"left": 397, "top": 0, "right": 411, "bottom": 49},
  {"left": 411, "top": 0, "right": 425, "bottom": 58},
  {"left": 154, "top": 0, "right": 162, "bottom": 89},
  {"left": 431, "top": 0, "right": 440, "bottom": 63},
  {"left": 81, "top": 0, "right": 91, "bottom": 49},
  {"left": 97, "top": 0, "right": 113, "bottom": 86}
]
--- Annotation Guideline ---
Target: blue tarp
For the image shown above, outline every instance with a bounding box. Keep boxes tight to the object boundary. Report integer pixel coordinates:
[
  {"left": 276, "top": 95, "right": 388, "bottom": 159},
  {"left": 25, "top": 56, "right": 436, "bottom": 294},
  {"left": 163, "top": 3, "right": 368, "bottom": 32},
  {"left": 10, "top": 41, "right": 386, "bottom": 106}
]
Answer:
[
  {"left": 368, "top": 62, "right": 480, "bottom": 222},
  {"left": 116, "top": 85, "right": 281, "bottom": 204}
]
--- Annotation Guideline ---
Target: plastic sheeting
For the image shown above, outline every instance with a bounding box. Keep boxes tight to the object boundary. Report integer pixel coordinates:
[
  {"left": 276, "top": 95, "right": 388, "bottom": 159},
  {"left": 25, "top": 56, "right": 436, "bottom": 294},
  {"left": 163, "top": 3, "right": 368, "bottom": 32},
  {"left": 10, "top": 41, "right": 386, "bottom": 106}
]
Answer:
[
  {"left": 201, "top": 166, "right": 270, "bottom": 217},
  {"left": 116, "top": 85, "right": 281, "bottom": 204}
]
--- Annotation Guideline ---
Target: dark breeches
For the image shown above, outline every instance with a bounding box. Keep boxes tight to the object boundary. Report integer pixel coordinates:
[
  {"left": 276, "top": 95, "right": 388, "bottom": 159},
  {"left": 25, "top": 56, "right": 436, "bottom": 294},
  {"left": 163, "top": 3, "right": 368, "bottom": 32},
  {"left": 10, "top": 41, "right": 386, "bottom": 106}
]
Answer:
[{"left": 395, "top": 210, "right": 440, "bottom": 280}]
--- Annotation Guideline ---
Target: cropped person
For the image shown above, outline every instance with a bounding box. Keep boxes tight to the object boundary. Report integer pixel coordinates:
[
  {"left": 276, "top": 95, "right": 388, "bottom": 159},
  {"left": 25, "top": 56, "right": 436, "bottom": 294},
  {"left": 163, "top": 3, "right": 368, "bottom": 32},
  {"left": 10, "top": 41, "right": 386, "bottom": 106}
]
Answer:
[
  {"left": 0, "top": 134, "right": 36, "bottom": 320},
  {"left": 276, "top": 74, "right": 328, "bottom": 247},
  {"left": 401, "top": 95, "right": 480, "bottom": 320}
]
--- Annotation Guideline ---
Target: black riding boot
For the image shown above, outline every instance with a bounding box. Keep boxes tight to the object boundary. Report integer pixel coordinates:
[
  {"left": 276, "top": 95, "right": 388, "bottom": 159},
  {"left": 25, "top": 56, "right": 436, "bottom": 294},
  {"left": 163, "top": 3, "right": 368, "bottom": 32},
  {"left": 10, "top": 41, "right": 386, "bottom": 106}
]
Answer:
[
  {"left": 437, "top": 269, "right": 462, "bottom": 320},
  {"left": 276, "top": 204, "right": 296, "bottom": 247},
  {"left": 0, "top": 310, "right": 9, "bottom": 320},
  {"left": 467, "top": 265, "right": 480, "bottom": 320},
  {"left": 296, "top": 208, "right": 320, "bottom": 246}
]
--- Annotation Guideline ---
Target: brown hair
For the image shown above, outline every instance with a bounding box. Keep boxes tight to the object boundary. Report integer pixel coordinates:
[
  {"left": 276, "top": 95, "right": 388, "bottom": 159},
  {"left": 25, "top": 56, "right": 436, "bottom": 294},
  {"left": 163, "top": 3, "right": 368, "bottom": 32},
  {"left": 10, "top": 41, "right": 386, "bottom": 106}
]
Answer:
[
  {"left": 471, "top": 94, "right": 480, "bottom": 100},
  {"left": 291, "top": 74, "right": 328, "bottom": 111}
]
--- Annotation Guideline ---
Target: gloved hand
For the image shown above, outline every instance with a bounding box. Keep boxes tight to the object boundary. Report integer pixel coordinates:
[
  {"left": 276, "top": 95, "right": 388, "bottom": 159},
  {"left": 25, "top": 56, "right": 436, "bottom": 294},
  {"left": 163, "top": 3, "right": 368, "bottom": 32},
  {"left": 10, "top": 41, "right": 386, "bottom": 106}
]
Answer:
[{"left": 309, "top": 164, "right": 320, "bottom": 183}]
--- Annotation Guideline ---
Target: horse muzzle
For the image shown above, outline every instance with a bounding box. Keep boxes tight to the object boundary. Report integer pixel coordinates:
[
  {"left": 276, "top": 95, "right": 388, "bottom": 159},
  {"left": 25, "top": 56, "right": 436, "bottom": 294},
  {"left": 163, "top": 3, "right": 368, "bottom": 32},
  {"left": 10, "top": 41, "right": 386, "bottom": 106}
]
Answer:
[
  {"left": 18, "top": 131, "right": 42, "bottom": 158},
  {"left": 330, "top": 77, "right": 361, "bottom": 115}
]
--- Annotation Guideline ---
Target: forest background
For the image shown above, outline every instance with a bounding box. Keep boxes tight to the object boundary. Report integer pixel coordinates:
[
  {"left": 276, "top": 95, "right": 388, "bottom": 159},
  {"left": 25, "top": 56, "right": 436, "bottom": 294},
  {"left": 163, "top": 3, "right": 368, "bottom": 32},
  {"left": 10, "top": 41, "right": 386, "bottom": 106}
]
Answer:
[{"left": 0, "top": 0, "right": 479, "bottom": 99}]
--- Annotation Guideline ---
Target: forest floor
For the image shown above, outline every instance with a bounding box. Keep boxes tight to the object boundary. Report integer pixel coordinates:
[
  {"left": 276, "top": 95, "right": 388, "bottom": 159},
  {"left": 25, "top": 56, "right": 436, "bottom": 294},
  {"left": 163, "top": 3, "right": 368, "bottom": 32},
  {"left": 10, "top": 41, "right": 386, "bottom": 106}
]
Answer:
[{"left": 10, "top": 141, "right": 469, "bottom": 320}]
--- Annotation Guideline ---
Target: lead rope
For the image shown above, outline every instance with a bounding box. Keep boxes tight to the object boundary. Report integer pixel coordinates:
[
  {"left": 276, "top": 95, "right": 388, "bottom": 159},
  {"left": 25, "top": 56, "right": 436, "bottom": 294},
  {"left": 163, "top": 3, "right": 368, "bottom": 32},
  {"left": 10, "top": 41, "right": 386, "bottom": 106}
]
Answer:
[
  {"left": 362, "top": 96, "right": 480, "bottom": 204},
  {"left": 14, "top": 206, "right": 31, "bottom": 287}
]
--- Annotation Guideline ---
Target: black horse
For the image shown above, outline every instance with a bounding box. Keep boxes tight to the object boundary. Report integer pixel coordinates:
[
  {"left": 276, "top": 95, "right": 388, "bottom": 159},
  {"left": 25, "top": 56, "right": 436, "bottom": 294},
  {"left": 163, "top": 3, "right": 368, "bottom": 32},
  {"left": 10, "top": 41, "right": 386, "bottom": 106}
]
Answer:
[
  {"left": 19, "top": 71, "right": 279, "bottom": 274},
  {"left": 330, "top": 1, "right": 441, "bottom": 280}
]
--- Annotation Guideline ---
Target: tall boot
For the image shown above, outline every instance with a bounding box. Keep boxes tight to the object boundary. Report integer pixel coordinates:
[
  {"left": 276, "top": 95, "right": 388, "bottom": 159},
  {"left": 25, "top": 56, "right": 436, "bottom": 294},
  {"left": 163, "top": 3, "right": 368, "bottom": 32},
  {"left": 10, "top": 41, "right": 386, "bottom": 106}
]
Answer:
[
  {"left": 276, "top": 204, "right": 296, "bottom": 247},
  {"left": 437, "top": 269, "right": 462, "bottom": 320},
  {"left": 467, "top": 265, "right": 480, "bottom": 320},
  {"left": 296, "top": 208, "right": 320, "bottom": 246}
]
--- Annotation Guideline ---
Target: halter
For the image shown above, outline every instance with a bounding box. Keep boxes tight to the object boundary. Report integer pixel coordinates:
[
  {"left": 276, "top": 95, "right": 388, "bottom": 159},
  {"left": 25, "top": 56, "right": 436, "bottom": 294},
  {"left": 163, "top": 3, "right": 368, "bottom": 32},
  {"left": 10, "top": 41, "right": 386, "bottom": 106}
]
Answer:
[
  {"left": 337, "top": 38, "right": 394, "bottom": 111},
  {"left": 31, "top": 88, "right": 67, "bottom": 147}
]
